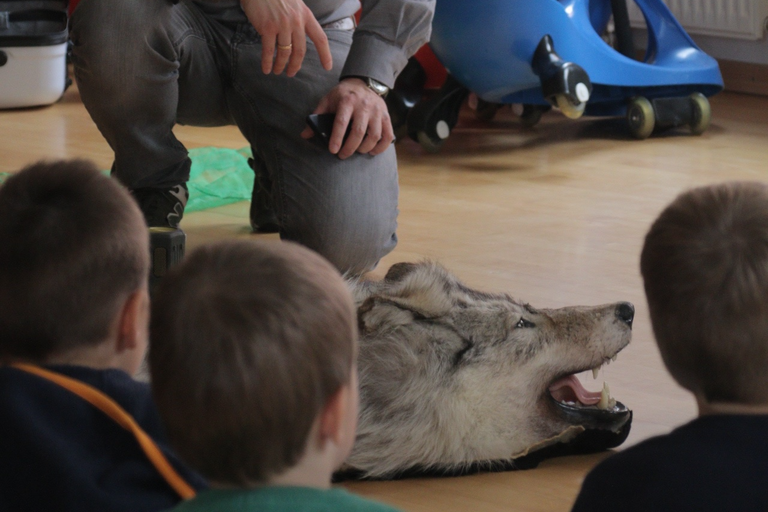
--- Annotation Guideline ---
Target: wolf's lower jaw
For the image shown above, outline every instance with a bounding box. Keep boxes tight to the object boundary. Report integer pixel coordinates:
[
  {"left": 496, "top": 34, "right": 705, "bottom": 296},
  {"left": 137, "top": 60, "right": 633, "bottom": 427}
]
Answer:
[
  {"left": 549, "top": 392, "right": 631, "bottom": 436},
  {"left": 546, "top": 353, "right": 631, "bottom": 431},
  {"left": 546, "top": 374, "right": 629, "bottom": 432}
]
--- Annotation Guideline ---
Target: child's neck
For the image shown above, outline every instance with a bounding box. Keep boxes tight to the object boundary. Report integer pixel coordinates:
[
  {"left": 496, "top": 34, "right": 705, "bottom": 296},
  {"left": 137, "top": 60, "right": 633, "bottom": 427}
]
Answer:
[
  {"left": 266, "top": 441, "right": 337, "bottom": 489},
  {"left": 44, "top": 341, "right": 119, "bottom": 371},
  {"left": 210, "top": 449, "right": 336, "bottom": 490},
  {"left": 698, "top": 399, "right": 768, "bottom": 416},
  {"left": 268, "top": 462, "right": 331, "bottom": 489}
]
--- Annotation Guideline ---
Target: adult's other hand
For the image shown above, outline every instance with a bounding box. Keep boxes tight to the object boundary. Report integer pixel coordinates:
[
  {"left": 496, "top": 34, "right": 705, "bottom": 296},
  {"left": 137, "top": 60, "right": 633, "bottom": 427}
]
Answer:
[{"left": 241, "top": 0, "right": 333, "bottom": 77}]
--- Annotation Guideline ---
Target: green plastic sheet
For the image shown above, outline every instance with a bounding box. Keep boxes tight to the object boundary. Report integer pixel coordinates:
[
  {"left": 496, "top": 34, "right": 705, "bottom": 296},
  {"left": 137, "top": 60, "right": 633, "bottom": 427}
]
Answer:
[
  {"left": 185, "top": 146, "right": 253, "bottom": 213},
  {"left": 0, "top": 147, "right": 254, "bottom": 213}
]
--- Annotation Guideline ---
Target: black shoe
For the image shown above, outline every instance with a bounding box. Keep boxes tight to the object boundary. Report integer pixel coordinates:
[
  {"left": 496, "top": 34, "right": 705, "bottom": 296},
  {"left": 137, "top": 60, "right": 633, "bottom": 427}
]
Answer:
[
  {"left": 249, "top": 156, "right": 279, "bottom": 233},
  {"left": 132, "top": 183, "right": 188, "bottom": 228}
]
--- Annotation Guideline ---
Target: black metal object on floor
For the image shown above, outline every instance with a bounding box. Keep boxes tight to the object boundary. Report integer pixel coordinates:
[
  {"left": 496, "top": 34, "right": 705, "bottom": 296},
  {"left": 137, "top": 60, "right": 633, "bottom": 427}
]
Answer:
[{"left": 149, "top": 227, "right": 185, "bottom": 293}]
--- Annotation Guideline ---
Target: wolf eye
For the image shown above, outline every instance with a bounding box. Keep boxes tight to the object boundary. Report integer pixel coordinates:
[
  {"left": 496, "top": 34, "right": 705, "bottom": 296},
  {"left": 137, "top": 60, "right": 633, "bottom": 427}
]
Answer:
[{"left": 515, "top": 318, "right": 536, "bottom": 329}]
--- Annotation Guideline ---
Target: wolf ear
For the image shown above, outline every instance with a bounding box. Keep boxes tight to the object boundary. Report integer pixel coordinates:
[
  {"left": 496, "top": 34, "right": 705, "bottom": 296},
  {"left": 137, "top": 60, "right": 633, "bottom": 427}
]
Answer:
[
  {"left": 358, "top": 297, "right": 419, "bottom": 336},
  {"left": 384, "top": 262, "right": 418, "bottom": 283}
]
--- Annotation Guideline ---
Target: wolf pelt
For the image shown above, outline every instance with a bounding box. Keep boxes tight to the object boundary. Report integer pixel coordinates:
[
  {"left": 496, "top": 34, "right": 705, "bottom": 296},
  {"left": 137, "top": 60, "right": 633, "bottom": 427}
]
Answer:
[{"left": 345, "top": 261, "right": 632, "bottom": 479}]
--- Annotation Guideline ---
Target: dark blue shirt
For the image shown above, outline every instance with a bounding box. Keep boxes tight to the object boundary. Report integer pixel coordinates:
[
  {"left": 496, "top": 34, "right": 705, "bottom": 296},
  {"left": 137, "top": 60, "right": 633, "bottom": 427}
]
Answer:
[
  {"left": 571, "top": 414, "right": 768, "bottom": 512},
  {"left": 0, "top": 364, "right": 206, "bottom": 512}
]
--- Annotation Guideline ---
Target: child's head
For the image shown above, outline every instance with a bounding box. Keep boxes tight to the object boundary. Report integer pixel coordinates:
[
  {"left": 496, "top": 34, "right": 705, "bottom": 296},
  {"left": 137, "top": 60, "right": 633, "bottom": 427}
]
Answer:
[
  {"left": 149, "top": 240, "right": 358, "bottom": 487},
  {"left": 0, "top": 160, "right": 149, "bottom": 373},
  {"left": 641, "top": 182, "right": 768, "bottom": 405}
]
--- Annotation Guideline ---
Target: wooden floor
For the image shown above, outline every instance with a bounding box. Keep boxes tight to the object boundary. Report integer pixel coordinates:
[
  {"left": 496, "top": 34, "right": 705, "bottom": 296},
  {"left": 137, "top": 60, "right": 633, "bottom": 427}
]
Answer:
[{"left": 2, "top": 84, "right": 768, "bottom": 511}]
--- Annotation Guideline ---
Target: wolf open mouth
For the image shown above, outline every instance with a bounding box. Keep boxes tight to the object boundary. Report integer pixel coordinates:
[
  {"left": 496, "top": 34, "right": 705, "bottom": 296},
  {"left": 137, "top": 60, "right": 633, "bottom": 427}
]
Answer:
[
  {"left": 547, "top": 355, "right": 631, "bottom": 432},
  {"left": 344, "top": 262, "right": 636, "bottom": 480}
]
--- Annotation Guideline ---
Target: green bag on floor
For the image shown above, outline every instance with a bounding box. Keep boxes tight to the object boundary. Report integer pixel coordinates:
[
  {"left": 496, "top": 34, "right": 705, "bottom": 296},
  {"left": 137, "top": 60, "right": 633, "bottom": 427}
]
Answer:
[{"left": 0, "top": 147, "right": 254, "bottom": 214}]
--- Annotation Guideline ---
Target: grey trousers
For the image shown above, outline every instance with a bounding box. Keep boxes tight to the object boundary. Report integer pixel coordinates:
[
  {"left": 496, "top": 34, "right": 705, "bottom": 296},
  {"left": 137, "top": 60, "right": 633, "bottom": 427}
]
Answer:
[{"left": 70, "top": 0, "right": 398, "bottom": 275}]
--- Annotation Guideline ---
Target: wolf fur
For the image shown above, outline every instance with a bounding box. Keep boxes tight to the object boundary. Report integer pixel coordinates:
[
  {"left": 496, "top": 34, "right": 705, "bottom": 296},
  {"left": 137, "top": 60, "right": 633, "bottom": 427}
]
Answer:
[{"left": 345, "top": 262, "right": 633, "bottom": 479}]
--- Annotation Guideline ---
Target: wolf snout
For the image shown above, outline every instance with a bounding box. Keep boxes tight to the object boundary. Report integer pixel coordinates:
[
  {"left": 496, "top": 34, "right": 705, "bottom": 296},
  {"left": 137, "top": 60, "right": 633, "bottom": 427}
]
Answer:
[{"left": 615, "top": 302, "right": 635, "bottom": 328}]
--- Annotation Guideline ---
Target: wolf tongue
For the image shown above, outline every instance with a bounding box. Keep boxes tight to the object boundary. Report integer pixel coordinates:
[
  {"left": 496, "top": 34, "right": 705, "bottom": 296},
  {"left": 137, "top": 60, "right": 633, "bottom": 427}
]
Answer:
[{"left": 549, "top": 375, "right": 602, "bottom": 406}]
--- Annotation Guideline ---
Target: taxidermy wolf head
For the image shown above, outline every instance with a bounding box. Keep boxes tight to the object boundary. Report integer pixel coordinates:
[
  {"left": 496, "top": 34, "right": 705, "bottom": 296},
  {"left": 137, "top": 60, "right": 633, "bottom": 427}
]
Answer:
[{"left": 343, "top": 262, "right": 633, "bottom": 479}]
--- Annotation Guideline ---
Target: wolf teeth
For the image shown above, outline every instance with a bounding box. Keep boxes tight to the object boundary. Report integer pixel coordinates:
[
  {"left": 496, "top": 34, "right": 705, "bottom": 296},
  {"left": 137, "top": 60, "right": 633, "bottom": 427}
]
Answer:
[
  {"left": 592, "top": 353, "right": 620, "bottom": 380},
  {"left": 597, "top": 382, "right": 617, "bottom": 410}
]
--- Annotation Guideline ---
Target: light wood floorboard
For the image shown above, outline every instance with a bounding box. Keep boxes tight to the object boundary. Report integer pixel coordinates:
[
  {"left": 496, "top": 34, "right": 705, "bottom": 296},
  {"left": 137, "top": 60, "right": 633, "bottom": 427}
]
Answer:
[{"left": 2, "top": 84, "right": 767, "bottom": 511}]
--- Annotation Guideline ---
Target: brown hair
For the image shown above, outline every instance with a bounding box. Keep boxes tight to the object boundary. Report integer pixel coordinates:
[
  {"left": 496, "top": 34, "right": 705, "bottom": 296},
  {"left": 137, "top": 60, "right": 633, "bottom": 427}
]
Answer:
[
  {"left": 0, "top": 160, "right": 149, "bottom": 360},
  {"left": 640, "top": 182, "right": 768, "bottom": 404},
  {"left": 149, "top": 240, "right": 357, "bottom": 485}
]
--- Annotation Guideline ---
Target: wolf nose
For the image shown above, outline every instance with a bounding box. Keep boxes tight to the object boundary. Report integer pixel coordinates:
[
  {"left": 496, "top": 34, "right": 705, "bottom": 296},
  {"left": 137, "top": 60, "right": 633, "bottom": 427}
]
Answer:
[{"left": 615, "top": 302, "right": 635, "bottom": 328}]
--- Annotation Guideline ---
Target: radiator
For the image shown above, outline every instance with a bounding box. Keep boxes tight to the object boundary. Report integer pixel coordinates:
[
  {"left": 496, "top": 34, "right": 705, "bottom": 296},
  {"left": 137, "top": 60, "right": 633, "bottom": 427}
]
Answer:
[{"left": 628, "top": 0, "right": 768, "bottom": 40}]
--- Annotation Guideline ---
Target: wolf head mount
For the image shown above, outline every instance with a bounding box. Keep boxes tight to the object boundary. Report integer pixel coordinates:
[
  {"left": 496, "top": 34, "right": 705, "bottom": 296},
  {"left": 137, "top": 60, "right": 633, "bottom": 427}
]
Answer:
[{"left": 344, "top": 262, "right": 633, "bottom": 480}]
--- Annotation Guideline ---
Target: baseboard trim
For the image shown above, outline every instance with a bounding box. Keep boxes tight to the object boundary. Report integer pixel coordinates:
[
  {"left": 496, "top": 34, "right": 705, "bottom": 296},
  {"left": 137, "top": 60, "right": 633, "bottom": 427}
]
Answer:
[
  {"left": 719, "top": 59, "right": 768, "bottom": 96},
  {"left": 633, "top": 48, "right": 768, "bottom": 97}
]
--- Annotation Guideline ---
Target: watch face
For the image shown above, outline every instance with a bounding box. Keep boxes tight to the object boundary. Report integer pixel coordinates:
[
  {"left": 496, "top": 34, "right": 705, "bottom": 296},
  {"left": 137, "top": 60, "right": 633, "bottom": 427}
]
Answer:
[{"left": 367, "top": 78, "right": 390, "bottom": 97}]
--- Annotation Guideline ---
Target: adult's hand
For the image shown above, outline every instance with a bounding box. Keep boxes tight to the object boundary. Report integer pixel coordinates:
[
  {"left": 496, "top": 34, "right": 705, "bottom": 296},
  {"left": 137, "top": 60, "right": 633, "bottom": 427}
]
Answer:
[
  {"left": 240, "top": 0, "right": 333, "bottom": 77},
  {"left": 301, "top": 78, "right": 395, "bottom": 159}
]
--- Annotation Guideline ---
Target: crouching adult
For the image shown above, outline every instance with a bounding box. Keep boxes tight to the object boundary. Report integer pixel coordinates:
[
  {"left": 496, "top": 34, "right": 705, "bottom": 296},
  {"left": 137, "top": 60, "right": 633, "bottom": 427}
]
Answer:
[{"left": 69, "top": 0, "right": 435, "bottom": 275}]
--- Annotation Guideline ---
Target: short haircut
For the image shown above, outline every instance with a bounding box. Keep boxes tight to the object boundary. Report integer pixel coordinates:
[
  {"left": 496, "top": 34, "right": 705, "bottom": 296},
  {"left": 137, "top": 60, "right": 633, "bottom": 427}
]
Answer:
[
  {"left": 0, "top": 160, "right": 149, "bottom": 360},
  {"left": 641, "top": 182, "right": 768, "bottom": 404},
  {"left": 149, "top": 240, "right": 357, "bottom": 485}
]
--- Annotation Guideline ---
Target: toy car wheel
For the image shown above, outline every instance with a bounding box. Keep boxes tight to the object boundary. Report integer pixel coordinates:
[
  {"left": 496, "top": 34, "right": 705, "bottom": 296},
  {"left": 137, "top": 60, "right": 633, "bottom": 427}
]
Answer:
[
  {"left": 514, "top": 104, "right": 545, "bottom": 127},
  {"left": 689, "top": 93, "right": 711, "bottom": 135},
  {"left": 417, "top": 131, "right": 445, "bottom": 153},
  {"left": 475, "top": 99, "right": 502, "bottom": 121},
  {"left": 555, "top": 94, "right": 586, "bottom": 119},
  {"left": 626, "top": 96, "right": 655, "bottom": 139}
]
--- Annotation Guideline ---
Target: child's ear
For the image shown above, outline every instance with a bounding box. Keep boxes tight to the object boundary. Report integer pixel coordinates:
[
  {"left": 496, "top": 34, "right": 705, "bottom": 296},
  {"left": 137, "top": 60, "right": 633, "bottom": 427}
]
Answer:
[
  {"left": 318, "top": 385, "right": 351, "bottom": 446},
  {"left": 115, "top": 288, "right": 150, "bottom": 354}
]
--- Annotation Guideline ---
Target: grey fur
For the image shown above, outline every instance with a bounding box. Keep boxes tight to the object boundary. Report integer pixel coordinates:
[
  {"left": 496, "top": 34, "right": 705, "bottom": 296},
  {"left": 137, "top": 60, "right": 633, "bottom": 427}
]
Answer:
[{"left": 346, "top": 262, "right": 632, "bottom": 479}]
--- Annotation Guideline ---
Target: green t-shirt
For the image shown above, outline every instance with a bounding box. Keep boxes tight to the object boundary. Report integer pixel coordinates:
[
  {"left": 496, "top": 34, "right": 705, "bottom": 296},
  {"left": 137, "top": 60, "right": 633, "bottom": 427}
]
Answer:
[{"left": 171, "top": 486, "right": 402, "bottom": 512}]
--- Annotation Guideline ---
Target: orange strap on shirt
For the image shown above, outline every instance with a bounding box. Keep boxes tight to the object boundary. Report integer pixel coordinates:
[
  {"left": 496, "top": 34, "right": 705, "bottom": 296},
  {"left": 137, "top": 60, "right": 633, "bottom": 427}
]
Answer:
[{"left": 10, "top": 362, "right": 196, "bottom": 500}]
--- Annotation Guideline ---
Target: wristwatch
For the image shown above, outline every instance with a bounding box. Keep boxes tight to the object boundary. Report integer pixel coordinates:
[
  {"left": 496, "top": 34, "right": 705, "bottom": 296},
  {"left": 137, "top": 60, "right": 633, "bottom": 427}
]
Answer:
[{"left": 348, "top": 76, "right": 390, "bottom": 98}]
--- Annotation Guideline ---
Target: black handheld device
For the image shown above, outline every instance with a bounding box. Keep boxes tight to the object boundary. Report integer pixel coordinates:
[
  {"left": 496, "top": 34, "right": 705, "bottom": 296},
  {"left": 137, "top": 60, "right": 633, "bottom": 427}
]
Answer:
[{"left": 306, "top": 113, "right": 353, "bottom": 146}]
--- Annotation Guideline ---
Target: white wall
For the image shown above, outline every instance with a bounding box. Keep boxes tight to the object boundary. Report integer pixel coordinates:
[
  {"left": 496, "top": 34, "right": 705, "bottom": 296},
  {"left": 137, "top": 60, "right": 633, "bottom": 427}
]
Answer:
[{"left": 632, "top": 28, "right": 768, "bottom": 65}]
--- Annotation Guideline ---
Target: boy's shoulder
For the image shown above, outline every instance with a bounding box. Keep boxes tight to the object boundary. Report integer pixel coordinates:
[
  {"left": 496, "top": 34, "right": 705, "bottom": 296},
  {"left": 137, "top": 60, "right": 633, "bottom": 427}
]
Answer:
[
  {"left": 173, "top": 486, "right": 401, "bottom": 512},
  {"left": 588, "top": 413, "right": 768, "bottom": 470},
  {"left": 0, "top": 363, "right": 167, "bottom": 468},
  {"left": 0, "top": 364, "right": 155, "bottom": 419},
  {"left": 0, "top": 364, "right": 200, "bottom": 512},
  {"left": 572, "top": 415, "right": 768, "bottom": 512},
  {"left": 312, "top": 488, "right": 401, "bottom": 512}
]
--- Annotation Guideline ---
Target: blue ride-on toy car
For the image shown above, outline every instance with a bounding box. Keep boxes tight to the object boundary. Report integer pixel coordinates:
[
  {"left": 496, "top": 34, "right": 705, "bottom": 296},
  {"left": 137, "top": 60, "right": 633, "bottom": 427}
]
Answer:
[{"left": 401, "top": 0, "right": 724, "bottom": 151}]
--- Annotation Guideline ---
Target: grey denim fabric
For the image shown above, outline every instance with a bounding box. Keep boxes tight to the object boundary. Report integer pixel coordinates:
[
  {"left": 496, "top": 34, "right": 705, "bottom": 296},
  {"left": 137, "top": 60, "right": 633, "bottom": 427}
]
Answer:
[{"left": 70, "top": 0, "right": 433, "bottom": 275}]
